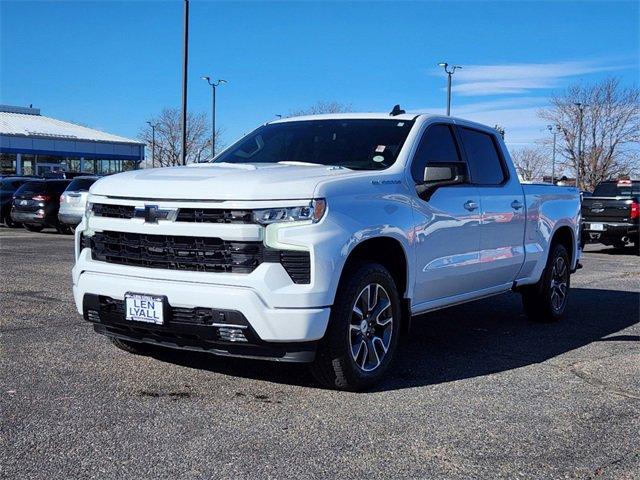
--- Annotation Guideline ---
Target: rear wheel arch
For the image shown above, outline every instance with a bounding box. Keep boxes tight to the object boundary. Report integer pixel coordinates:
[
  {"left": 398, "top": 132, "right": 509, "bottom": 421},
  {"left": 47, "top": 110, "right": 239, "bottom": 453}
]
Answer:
[{"left": 551, "top": 225, "right": 575, "bottom": 267}]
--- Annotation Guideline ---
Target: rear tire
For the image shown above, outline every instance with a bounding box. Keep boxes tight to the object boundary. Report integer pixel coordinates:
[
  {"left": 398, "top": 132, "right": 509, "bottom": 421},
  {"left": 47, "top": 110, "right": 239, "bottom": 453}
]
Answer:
[
  {"left": 521, "top": 243, "right": 571, "bottom": 323},
  {"left": 110, "top": 337, "right": 156, "bottom": 356},
  {"left": 613, "top": 239, "right": 627, "bottom": 249},
  {"left": 23, "top": 224, "right": 43, "bottom": 232},
  {"left": 311, "top": 262, "right": 401, "bottom": 391},
  {"left": 56, "top": 224, "right": 73, "bottom": 235}
]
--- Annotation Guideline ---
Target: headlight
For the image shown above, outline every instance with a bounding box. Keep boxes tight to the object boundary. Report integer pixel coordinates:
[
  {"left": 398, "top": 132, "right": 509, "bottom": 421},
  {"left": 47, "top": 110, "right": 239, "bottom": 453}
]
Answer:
[
  {"left": 253, "top": 199, "right": 326, "bottom": 225},
  {"left": 85, "top": 201, "right": 93, "bottom": 217}
]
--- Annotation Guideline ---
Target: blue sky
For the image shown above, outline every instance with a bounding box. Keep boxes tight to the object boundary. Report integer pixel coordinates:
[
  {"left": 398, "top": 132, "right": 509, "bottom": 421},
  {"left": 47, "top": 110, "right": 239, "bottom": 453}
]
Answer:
[{"left": 1, "top": 0, "right": 638, "bottom": 149}]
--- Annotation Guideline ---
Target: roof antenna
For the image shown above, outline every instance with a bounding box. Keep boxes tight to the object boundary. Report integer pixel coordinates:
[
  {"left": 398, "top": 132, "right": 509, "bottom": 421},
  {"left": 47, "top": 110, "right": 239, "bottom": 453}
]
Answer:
[{"left": 390, "top": 104, "right": 405, "bottom": 116}]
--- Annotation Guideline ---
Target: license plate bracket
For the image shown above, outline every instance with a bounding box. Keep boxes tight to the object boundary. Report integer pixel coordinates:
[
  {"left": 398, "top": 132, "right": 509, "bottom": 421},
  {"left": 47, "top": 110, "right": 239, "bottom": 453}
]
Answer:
[{"left": 124, "top": 292, "right": 165, "bottom": 325}]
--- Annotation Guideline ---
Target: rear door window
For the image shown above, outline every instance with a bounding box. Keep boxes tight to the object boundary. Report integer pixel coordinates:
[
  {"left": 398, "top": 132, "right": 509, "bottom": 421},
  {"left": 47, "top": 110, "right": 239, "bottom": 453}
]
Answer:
[{"left": 459, "top": 128, "right": 506, "bottom": 185}]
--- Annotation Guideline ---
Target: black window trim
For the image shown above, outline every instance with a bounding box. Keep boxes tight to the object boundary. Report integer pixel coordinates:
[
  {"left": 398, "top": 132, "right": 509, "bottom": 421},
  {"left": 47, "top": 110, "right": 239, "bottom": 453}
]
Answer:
[
  {"left": 455, "top": 125, "right": 510, "bottom": 187},
  {"left": 409, "top": 122, "right": 469, "bottom": 185}
]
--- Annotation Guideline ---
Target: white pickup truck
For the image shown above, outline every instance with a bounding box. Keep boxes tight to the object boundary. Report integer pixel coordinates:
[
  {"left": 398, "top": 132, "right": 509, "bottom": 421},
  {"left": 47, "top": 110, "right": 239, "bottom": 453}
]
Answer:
[{"left": 73, "top": 110, "right": 581, "bottom": 390}]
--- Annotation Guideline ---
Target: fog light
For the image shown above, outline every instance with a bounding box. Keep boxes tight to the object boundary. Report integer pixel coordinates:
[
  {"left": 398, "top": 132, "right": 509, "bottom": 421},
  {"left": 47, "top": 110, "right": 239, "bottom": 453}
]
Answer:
[
  {"left": 218, "top": 327, "right": 248, "bottom": 342},
  {"left": 35, "top": 209, "right": 45, "bottom": 218}
]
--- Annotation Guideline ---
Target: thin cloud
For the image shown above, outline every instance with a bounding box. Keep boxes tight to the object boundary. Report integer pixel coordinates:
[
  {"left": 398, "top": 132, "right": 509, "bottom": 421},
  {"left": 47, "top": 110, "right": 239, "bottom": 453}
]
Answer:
[
  {"left": 410, "top": 97, "right": 551, "bottom": 146},
  {"left": 442, "top": 59, "right": 627, "bottom": 96}
]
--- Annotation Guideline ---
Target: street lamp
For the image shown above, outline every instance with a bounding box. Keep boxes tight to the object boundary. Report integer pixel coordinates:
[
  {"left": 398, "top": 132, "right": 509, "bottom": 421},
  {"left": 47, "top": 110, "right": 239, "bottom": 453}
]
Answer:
[
  {"left": 438, "top": 62, "right": 462, "bottom": 116},
  {"left": 547, "top": 124, "right": 560, "bottom": 184},
  {"left": 146, "top": 121, "right": 159, "bottom": 168},
  {"left": 180, "top": 0, "right": 189, "bottom": 166},
  {"left": 574, "top": 102, "right": 588, "bottom": 190},
  {"left": 202, "top": 76, "right": 227, "bottom": 158}
]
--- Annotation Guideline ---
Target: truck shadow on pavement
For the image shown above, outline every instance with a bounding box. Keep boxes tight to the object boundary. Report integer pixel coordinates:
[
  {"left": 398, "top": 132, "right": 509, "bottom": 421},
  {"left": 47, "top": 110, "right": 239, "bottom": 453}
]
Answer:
[
  {"left": 147, "top": 287, "right": 639, "bottom": 392},
  {"left": 586, "top": 245, "right": 639, "bottom": 256}
]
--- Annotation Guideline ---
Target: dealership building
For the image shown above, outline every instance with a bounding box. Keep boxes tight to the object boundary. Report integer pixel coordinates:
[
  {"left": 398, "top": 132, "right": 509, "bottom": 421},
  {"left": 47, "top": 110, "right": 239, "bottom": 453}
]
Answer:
[{"left": 0, "top": 105, "right": 144, "bottom": 176}]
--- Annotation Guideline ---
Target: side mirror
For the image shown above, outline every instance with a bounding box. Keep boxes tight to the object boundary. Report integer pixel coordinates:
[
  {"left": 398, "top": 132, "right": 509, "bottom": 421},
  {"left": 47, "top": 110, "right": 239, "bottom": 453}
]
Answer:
[
  {"left": 424, "top": 165, "right": 456, "bottom": 183},
  {"left": 417, "top": 162, "right": 466, "bottom": 199}
]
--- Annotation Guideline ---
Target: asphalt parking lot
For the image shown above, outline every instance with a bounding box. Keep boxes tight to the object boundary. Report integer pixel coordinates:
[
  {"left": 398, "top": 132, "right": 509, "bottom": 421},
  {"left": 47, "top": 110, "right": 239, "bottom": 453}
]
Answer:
[{"left": 1, "top": 227, "right": 638, "bottom": 479}]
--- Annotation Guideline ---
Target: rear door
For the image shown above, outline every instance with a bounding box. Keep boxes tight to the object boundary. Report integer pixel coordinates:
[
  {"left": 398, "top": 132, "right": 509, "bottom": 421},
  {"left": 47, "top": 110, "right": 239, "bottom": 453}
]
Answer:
[
  {"left": 410, "top": 123, "right": 483, "bottom": 305},
  {"left": 457, "top": 126, "right": 526, "bottom": 290}
]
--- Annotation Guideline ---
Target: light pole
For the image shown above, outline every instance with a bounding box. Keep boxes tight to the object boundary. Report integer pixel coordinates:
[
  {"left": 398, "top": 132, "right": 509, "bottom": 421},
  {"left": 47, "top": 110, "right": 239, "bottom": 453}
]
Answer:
[
  {"left": 146, "top": 121, "right": 159, "bottom": 168},
  {"left": 547, "top": 124, "right": 560, "bottom": 184},
  {"left": 180, "top": 0, "right": 189, "bottom": 165},
  {"left": 202, "top": 76, "right": 227, "bottom": 158},
  {"left": 574, "top": 102, "right": 587, "bottom": 190},
  {"left": 438, "top": 62, "right": 462, "bottom": 116}
]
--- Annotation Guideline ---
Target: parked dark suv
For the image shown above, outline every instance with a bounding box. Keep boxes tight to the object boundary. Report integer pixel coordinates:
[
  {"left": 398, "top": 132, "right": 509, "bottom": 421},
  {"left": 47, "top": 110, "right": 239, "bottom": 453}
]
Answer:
[
  {"left": 1, "top": 176, "right": 37, "bottom": 227},
  {"left": 581, "top": 179, "right": 639, "bottom": 250},
  {"left": 10, "top": 179, "right": 72, "bottom": 233}
]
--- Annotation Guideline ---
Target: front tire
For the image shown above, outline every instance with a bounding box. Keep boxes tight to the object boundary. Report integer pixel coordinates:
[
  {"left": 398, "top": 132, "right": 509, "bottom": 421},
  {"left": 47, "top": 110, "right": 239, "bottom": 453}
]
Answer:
[
  {"left": 23, "top": 224, "right": 43, "bottom": 232},
  {"left": 4, "top": 216, "right": 21, "bottom": 228},
  {"left": 311, "top": 262, "right": 401, "bottom": 391},
  {"left": 521, "top": 243, "right": 571, "bottom": 322}
]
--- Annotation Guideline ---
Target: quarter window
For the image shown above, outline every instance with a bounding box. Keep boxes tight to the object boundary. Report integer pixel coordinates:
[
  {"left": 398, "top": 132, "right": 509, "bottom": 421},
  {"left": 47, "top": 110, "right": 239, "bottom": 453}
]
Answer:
[
  {"left": 460, "top": 128, "right": 506, "bottom": 185},
  {"left": 411, "top": 124, "right": 461, "bottom": 183}
]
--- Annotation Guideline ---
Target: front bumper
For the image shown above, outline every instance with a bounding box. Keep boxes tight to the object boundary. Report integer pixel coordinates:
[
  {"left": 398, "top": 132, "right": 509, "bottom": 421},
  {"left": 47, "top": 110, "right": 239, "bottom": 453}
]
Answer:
[
  {"left": 73, "top": 268, "right": 331, "bottom": 345},
  {"left": 83, "top": 294, "right": 318, "bottom": 362}
]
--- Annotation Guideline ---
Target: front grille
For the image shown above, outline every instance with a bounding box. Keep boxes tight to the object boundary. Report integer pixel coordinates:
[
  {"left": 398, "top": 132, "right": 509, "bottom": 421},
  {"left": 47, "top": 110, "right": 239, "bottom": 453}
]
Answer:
[
  {"left": 89, "top": 231, "right": 263, "bottom": 273},
  {"left": 93, "top": 203, "right": 135, "bottom": 219},
  {"left": 82, "top": 231, "right": 312, "bottom": 283},
  {"left": 175, "top": 208, "right": 253, "bottom": 223},
  {"left": 92, "top": 203, "right": 253, "bottom": 223}
]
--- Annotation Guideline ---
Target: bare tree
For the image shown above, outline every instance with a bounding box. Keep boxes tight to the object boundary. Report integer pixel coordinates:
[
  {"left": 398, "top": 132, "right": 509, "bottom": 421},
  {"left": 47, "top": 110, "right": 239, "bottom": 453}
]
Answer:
[
  {"left": 289, "top": 101, "right": 353, "bottom": 117},
  {"left": 539, "top": 78, "right": 639, "bottom": 190},
  {"left": 511, "top": 147, "right": 549, "bottom": 181},
  {"left": 139, "top": 108, "right": 223, "bottom": 167}
]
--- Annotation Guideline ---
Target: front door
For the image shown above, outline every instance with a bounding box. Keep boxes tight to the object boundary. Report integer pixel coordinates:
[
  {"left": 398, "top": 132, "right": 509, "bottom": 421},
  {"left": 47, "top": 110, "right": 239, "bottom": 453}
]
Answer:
[{"left": 410, "top": 123, "right": 483, "bottom": 308}]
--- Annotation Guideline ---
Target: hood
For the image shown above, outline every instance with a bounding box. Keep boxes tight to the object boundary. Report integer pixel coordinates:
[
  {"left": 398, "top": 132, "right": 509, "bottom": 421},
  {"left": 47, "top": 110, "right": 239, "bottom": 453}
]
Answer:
[{"left": 90, "top": 163, "right": 357, "bottom": 200}]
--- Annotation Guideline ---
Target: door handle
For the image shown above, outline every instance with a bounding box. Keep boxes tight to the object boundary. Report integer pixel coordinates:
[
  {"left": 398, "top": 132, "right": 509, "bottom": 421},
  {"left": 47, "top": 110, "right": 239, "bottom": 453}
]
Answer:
[
  {"left": 511, "top": 200, "right": 524, "bottom": 210},
  {"left": 463, "top": 200, "right": 478, "bottom": 211}
]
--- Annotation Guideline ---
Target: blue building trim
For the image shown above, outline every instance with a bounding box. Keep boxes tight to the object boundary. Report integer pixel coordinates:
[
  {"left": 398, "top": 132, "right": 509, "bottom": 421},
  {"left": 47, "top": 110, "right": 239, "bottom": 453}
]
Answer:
[{"left": 0, "top": 146, "right": 142, "bottom": 161}]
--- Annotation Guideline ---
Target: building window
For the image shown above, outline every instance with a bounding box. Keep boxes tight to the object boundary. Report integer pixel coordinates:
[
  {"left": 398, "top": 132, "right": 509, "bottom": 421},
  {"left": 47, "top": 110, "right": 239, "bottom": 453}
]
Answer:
[
  {"left": 21, "top": 154, "right": 36, "bottom": 175},
  {"left": 0, "top": 153, "right": 17, "bottom": 174}
]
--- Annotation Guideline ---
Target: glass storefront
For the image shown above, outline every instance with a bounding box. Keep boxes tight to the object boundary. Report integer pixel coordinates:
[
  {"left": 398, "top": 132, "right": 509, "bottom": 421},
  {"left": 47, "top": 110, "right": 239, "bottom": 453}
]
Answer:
[{"left": 0, "top": 153, "right": 138, "bottom": 176}]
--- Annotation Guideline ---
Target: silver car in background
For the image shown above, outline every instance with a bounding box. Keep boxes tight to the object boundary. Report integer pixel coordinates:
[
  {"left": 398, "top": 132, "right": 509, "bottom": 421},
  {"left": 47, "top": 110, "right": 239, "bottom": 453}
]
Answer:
[{"left": 58, "top": 176, "right": 100, "bottom": 227}]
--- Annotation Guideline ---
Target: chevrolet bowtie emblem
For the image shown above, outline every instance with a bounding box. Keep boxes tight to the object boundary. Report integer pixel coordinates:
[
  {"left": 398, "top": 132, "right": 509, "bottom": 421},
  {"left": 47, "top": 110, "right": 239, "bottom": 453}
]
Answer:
[{"left": 134, "top": 205, "right": 177, "bottom": 223}]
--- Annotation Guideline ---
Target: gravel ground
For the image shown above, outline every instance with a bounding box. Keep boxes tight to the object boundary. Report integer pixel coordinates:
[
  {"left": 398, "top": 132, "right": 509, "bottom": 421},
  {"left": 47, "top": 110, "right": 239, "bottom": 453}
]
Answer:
[{"left": 1, "top": 227, "right": 638, "bottom": 479}]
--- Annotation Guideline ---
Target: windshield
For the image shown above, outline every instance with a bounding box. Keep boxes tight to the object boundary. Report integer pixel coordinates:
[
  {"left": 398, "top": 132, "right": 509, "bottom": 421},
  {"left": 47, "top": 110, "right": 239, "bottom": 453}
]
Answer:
[{"left": 214, "top": 119, "right": 415, "bottom": 170}]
